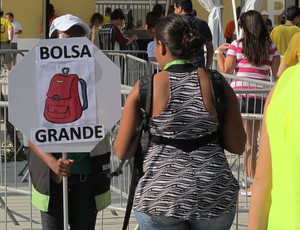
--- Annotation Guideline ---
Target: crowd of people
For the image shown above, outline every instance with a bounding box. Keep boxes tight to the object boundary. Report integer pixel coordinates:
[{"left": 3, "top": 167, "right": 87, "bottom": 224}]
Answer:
[
  {"left": 2, "top": 1, "right": 300, "bottom": 229},
  {"left": 0, "top": 10, "right": 22, "bottom": 71}
]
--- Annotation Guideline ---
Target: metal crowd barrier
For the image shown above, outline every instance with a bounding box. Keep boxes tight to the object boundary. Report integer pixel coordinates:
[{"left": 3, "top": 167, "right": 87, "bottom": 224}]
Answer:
[
  {"left": 95, "top": 0, "right": 167, "bottom": 27},
  {"left": 102, "top": 50, "right": 149, "bottom": 82},
  {"left": 0, "top": 50, "right": 275, "bottom": 229},
  {"left": 0, "top": 77, "right": 25, "bottom": 228},
  {"left": 0, "top": 49, "right": 29, "bottom": 79}
]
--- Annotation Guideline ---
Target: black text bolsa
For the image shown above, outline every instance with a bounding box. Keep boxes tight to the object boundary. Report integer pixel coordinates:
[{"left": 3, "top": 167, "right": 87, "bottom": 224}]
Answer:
[{"left": 40, "top": 45, "right": 92, "bottom": 60}]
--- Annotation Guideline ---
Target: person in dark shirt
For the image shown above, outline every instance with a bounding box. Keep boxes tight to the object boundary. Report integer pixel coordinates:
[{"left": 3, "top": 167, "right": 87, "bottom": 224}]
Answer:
[
  {"left": 174, "top": 0, "right": 213, "bottom": 69},
  {"left": 101, "top": 9, "right": 138, "bottom": 50},
  {"left": 29, "top": 14, "right": 111, "bottom": 230}
]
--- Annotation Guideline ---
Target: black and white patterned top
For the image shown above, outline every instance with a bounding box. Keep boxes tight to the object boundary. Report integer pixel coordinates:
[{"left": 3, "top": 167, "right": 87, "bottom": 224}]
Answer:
[{"left": 133, "top": 64, "right": 239, "bottom": 220}]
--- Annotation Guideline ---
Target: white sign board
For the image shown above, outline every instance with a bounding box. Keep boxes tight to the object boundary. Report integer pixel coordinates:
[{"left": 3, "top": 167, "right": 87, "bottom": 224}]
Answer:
[{"left": 8, "top": 37, "right": 121, "bottom": 153}]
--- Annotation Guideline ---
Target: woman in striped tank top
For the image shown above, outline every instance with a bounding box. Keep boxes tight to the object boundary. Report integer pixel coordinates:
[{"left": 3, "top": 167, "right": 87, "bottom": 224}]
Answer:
[
  {"left": 215, "top": 10, "right": 280, "bottom": 196},
  {"left": 114, "top": 14, "right": 246, "bottom": 230}
]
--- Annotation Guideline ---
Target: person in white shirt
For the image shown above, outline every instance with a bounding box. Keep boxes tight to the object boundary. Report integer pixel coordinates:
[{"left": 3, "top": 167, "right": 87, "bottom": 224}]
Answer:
[{"left": 6, "top": 12, "right": 22, "bottom": 67}]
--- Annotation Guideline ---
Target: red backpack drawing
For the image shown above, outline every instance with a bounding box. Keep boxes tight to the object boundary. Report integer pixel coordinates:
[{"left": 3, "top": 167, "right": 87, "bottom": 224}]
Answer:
[{"left": 44, "top": 67, "right": 88, "bottom": 124}]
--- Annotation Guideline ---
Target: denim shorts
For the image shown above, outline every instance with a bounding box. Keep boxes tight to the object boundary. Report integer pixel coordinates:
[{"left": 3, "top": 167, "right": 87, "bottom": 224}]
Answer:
[{"left": 134, "top": 208, "right": 236, "bottom": 230}]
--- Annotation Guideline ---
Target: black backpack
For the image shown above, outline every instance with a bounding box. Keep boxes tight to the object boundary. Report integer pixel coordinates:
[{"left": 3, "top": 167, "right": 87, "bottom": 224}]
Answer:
[
  {"left": 108, "top": 73, "right": 154, "bottom": 230},
  {"left": 208, "top": 69, "right": 227, "bottom": 148},
  {"left": 110, "top": 70, "right": 226, "bottom": 230}
]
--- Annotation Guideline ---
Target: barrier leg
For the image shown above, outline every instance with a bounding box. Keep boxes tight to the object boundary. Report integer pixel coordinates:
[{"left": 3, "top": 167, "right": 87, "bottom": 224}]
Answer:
[{"left": 0, "top": 196, "right": 19, "bottom": 225}]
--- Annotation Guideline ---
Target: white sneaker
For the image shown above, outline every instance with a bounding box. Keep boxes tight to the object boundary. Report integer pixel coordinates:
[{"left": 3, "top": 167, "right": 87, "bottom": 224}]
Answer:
[
  {"left": 242, "top": 180, "right": 250, "bottom": 188},
  {"left": 240, "top": 190, "right": 251, "bottom": 197},
  {"left": 241, "top": 177, "right": 253, "bottom": 188}
]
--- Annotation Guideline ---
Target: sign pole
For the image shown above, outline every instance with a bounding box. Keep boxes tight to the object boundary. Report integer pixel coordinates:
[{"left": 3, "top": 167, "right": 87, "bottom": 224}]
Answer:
[{"left": 62, "top": 152, "right": 69, "bottom": 230}]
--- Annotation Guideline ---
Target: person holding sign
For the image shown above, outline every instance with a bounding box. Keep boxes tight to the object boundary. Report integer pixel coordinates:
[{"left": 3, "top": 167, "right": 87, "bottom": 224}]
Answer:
[{"left": 27, "top": 14, "right": 111, "bottom": 230}]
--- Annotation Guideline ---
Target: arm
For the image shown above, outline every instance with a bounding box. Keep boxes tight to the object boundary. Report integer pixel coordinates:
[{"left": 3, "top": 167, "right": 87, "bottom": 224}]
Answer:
[
  {"left": 126, "top": 34, "right": 138, "bottom": 45},
  {"left": 222, "top": 78, "right": 246, "bottom": 154},
  {"left": 8, "top": 28, "right": 14, "bottom": 45},
  {"left": 277, "top": 61, "right": 289, "bottom": 79},
  {"left": 16, "top": 29, "right": 22, "bottom": 35},
  {"left": 114, "top": 26, "right": 138, "bottom": 46},
  {"left": 270, "top": 55, "right": 280, "bottom": 81},
  {"left": 248, "top": 87, "right": 274, "bottom": 229},
  {"left": 7, "top": 20, "right": 14, "bottom": 44},
  {"left": 277, "top": 32, "right": 300, "bottom": 78},
  {"left": 114, "top": 81, "right": 142, "bottom": 159},
  {"left": 90, "top": 27, "right": 96, "bottom": 43},
  {"left": 28, "top": 141, "right": 74, "bottom": 178},
  {"left": 114, "top": 26, "right": 130, "bottom": 45},
  {"left": 198, "top": 68, "right": 245, "bottom": 154},
  {"left": 216, "top": 43, "right": 236, "bottom": 74},
  {"left": 205, "top": 41, "right": 214, "bottom": 69},
  {"left": 15, "top": 24, "right": 23, "bottom": 35}
]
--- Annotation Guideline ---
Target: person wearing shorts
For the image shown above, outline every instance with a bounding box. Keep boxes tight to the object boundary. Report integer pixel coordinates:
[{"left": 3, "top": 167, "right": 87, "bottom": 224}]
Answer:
[
  {"left": 6, "top": 12, "right": 22, "bottom": 68},
  {"left": 215, "top": 10, "right": 280, "bottom": 196},
  {"left": 0, "top": 10, "right": 13, "bottom": 71}
]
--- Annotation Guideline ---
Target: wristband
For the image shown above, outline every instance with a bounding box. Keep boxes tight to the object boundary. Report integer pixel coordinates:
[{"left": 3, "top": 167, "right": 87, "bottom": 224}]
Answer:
[{"left": 214, "top": 49, "right": 223, "bottom": 55}]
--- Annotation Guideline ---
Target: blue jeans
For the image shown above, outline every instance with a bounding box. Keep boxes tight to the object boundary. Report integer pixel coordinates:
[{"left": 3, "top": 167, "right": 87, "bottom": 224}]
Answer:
[{"left": 134, "top": 208, "right": 236, "bottom": 230}]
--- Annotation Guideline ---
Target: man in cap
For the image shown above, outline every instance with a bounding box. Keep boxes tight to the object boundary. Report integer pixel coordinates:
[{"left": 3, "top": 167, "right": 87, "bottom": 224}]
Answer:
[
  {"left": 28, "top": 14, "right": 111, "bottom": 230},
  {"left": 261, "top": 10, "right": 269, "bottom": 21},
  {"left": 174, "top": 0, "right": 213, "bottom": 69},
  {"left": 261, "top": 10, "right": 273, "bottom": 34}
]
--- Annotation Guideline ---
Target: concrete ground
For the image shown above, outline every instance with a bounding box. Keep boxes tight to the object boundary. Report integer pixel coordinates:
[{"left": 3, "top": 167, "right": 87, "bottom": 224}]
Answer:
[{"left": 0, "top": 159, "right": 249, "bottom": 230}]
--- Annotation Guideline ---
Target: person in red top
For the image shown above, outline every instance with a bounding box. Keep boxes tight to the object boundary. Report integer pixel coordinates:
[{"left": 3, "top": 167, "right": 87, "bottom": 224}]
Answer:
[
  {"left": 40, "top": 3, "right": 57, "bottom": 38},
  {"left": 224, "top": 6, "right": 241, "bottom": 43},
  {"left": 48, "top": 4, "right": 57, "bottom": 26}
]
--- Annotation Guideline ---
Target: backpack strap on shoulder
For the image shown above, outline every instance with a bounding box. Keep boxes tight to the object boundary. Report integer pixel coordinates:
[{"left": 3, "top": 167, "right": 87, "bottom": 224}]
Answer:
[
  {"left": 139, "top": 73, "right": 154, "bottom": 131},
  {"left": 207, "top": 69, "right": 227, "bottom": 147},
  {"left": 107, "top": 74, "right": 154, "bottom": 180},
  {"left": 121, "top": 73, "right": 154, "bottom": 230}
]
